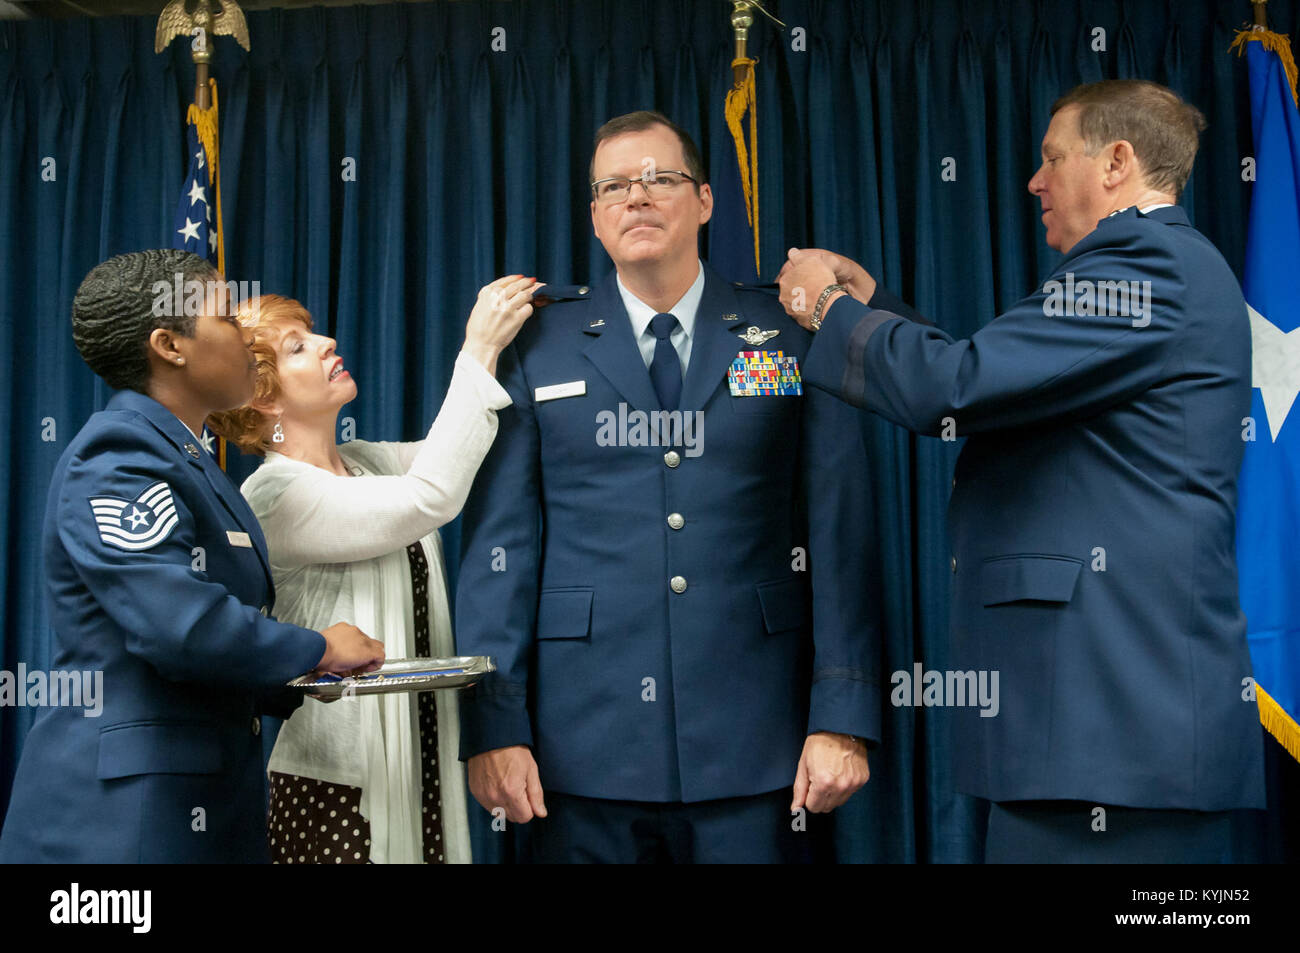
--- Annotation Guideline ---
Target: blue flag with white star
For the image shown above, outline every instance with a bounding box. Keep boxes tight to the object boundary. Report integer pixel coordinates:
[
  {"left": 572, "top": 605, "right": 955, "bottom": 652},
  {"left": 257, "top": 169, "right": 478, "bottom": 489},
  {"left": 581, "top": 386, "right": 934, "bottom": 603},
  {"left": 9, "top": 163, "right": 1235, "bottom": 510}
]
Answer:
[
  {"left": 172, "top": 117, "right": 222, "bottom": 462},
  {"left": 1234, "top": 33, "right": 1300, "bottom": 760},
  {"left": 173, "top": 121, "right": 218, "bottom": 266}
]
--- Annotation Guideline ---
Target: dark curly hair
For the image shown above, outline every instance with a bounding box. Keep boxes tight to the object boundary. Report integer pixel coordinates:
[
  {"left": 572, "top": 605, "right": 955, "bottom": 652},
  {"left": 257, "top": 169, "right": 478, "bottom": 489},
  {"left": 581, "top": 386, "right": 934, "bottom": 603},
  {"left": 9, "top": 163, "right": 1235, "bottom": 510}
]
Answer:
[{"left": 71, "top": 249, "right": 220, "bottom": 393}]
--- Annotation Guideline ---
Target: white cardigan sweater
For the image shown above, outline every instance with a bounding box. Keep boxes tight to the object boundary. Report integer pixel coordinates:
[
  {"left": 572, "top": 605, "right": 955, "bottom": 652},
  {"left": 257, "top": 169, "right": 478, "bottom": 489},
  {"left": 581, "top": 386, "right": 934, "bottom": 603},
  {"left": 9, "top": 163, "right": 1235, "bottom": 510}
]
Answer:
[{"left": 241, "top": 351, "right": 511, "bottom": 864}]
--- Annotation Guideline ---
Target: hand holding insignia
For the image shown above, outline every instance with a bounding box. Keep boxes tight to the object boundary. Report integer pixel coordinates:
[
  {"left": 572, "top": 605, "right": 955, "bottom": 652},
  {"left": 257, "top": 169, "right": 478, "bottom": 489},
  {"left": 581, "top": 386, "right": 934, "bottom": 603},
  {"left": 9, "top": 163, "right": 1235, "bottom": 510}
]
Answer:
[
  {"left": 463, "top": 274, "right": 542, "bottom": 376},
  {"left": 779, "top": 247, "right": 878, "bottom": 304},
  {"left": 777, "top": 248, "right": 878, "bottom": 330}
]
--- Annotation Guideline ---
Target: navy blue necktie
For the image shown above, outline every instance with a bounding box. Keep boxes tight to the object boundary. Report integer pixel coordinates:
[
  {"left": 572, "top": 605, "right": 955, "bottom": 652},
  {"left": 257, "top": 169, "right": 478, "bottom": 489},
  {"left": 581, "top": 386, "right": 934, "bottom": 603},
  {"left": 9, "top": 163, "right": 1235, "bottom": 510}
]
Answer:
[{"left": 648, "top": 313, "right": 682, "bottom": 410}]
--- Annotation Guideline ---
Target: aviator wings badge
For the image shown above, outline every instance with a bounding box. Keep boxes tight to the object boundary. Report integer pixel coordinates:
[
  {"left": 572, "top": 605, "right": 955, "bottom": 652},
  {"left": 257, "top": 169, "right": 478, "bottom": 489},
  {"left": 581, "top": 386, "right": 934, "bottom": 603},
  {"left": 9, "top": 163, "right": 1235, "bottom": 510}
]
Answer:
[{"left": 737, "top": 326, "right": 780, "bottom": 347}]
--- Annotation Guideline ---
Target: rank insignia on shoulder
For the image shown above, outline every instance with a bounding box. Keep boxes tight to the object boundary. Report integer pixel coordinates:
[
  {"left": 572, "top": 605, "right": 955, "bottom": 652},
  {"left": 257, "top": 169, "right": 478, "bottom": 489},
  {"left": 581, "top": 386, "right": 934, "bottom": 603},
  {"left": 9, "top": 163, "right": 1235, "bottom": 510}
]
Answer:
[
  {"left": 533, "top": 282, "right": 592, "bottom": 307},
  {"left": 89, "top": 481, "right": 180, "bottom": 551},
  {"left": 728, "top": 351, "right": 802, "bottom": 397},
  {"left": 737, "top": 326, "right": 780, "bottom": 346}
]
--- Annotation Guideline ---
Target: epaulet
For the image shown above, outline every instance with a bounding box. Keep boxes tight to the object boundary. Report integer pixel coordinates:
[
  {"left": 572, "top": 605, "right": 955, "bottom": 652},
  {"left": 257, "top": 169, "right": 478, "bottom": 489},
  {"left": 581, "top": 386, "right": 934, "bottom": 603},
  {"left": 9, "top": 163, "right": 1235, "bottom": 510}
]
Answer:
[
  {"left": 731, "top": 281, "right": 780, "bottom": 296},
  {"left": 533, "top": 282, "right": 594, "bottom": 305}
]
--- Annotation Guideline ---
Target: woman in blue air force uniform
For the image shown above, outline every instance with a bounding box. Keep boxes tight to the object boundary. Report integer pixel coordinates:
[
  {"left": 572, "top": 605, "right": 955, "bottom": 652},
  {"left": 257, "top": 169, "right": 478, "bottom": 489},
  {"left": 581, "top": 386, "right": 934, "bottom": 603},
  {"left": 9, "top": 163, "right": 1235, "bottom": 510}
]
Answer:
[{"left": 0, "top": 250, "right": 384, "bottom": 863}]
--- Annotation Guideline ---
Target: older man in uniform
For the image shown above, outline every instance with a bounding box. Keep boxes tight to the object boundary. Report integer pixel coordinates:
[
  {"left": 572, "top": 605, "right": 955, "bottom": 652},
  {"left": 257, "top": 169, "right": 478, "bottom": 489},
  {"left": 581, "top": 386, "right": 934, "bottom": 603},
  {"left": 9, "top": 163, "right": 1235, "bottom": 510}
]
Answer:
[
  {"left": 455, "top": 111, "right": 879, "bottom": 862},
  {"left": 778, "top": 80, "right": 1266, "bottom": 862}
]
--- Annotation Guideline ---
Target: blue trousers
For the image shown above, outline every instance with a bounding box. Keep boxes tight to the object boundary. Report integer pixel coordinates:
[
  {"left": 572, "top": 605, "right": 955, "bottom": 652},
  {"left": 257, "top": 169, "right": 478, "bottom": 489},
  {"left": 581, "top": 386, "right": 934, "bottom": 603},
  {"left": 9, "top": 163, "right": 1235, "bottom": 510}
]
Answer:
[
  {"left": 529, "top": 789, "right": 830, "bottom": 864},
  {"left": 985, "top": 800, "right": 1243, "bottom": 863}
]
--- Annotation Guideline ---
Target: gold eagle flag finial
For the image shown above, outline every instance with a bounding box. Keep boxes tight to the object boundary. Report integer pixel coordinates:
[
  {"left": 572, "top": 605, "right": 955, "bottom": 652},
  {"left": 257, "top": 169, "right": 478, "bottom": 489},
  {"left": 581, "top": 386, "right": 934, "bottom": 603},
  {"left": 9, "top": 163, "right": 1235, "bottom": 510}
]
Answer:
[
  {"left": 155, "top": 0, "right": 249, "bottom": 112},
  {"left": 155, "top": 0, "right": 251, "bottom": 58}
]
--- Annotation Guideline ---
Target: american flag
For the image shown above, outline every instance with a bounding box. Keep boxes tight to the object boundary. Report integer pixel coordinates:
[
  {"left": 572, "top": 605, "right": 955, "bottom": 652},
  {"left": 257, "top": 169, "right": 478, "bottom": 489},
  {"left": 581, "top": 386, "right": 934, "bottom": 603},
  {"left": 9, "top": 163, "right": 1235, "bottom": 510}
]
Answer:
[
  {"left": 173, "top": 118, "right": 221, "bottom": 461},
  {"left": 173, "top": 121, "right": 218, "bottom": 266}
]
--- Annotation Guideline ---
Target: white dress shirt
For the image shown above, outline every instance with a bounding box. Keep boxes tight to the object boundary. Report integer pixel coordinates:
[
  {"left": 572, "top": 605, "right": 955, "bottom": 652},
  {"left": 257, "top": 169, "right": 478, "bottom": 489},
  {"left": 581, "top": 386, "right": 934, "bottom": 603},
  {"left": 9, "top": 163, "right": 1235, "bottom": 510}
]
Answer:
[{"left": 616, "top": 260, "right": 705, "bottom": 373}]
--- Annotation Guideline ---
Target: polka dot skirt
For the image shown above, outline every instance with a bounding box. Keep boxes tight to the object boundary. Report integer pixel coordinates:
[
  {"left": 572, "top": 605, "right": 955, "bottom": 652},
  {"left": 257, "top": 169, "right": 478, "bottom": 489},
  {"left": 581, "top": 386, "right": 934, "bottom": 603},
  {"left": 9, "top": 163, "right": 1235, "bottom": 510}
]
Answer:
[
  {"left": 268, "top": 540, "right": 447, "bottom": 864},
  {"left": 268, "top": 773, "right": 372, "bottom": 864}
]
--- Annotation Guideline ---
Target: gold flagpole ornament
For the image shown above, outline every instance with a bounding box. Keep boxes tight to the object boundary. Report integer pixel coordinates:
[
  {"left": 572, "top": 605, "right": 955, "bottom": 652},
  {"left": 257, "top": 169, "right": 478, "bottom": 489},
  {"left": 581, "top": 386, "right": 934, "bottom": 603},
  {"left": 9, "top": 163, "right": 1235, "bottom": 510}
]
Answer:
[{"left": 155, "top": 0, "right": 250, "bottom": 110}]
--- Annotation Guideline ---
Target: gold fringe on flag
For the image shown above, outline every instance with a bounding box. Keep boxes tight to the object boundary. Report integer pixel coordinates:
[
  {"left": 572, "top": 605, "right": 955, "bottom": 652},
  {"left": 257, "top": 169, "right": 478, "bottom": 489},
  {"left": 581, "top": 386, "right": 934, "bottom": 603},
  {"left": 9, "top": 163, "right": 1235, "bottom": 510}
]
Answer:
[
  {"left": 1230, "top": 28, "right": 1299, "bottom": 109},
  {"left": 186, "top": 78, "right": 226, "bottom": 275},
  {"left": 1257, "top": 682, "right": 1300, "bottom": 761},
  {"left": 1230, "top": 26, "right": 1300, "bottom": 761},
  {"left": 188, "top": 78, "right": 228, "bottom": 468},
  {"left": 725, "top": 56, "right": 760, "bottom": 275}
]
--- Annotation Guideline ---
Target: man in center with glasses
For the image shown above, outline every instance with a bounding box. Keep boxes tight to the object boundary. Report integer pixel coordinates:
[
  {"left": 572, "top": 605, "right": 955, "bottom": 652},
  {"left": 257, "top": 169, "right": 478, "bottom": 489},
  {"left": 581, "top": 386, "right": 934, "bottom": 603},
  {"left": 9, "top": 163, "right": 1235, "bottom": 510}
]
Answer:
[{"left": 454, "top": 111, "right": 879, "bottom": 863}]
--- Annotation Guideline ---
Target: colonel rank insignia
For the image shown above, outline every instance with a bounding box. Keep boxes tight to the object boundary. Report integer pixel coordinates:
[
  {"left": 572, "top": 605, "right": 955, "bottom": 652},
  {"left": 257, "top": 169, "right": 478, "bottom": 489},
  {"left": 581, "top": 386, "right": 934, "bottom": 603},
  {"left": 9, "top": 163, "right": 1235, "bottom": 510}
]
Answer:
[
  {"left": 728, "top": 351, "right": 803, "bottom": 397},
  {"left": 89, "top": 481, "right": 180, "bottom": 551}
]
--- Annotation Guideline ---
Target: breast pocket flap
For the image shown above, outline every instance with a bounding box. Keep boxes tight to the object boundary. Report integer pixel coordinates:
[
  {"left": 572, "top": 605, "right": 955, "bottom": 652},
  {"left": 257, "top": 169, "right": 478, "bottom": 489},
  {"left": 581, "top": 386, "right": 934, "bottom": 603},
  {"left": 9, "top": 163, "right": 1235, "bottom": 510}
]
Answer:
[
  {"left": 980, "top": 555, "right": 1083, "bottom": 607},
  {"left": 536, "top": 588, "right": 594, "bottom": 640}
]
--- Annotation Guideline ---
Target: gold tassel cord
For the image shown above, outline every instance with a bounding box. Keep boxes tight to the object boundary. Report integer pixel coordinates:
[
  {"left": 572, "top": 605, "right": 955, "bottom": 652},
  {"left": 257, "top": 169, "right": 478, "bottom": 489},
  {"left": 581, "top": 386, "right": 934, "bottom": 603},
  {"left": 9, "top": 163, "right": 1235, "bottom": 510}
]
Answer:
[
  {"left": 187, "top": 78, "right": 226, "bottom": 275},
  {"left": 1257, "top": 682, "right": 1300, "bottom": 762},
  {"left": 1230, "top": 28, "right": 1299, "bottom": 109},
  {"left": 188, "top": 78, "right": 228, "bottom": 468},
  {"left": 725, "top": 56, "right": 760, "bottom": 276}
]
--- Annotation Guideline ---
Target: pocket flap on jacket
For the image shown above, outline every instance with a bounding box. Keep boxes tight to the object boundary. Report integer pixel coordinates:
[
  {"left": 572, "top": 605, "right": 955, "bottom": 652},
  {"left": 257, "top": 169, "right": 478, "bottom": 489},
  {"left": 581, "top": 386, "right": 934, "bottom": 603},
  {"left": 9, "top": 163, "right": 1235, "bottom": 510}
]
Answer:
[
  {"left": 755, "top": 578, "right": 810, "bottom": 633},
  {"left": 96, "top": 722, "right": 222, "bottom": 779},
  {"left": 980, "top": 555, "right": 1083, "bottom": 607},
  {"left": 536, "top": 588, "right": 594, "bottom": 640}
]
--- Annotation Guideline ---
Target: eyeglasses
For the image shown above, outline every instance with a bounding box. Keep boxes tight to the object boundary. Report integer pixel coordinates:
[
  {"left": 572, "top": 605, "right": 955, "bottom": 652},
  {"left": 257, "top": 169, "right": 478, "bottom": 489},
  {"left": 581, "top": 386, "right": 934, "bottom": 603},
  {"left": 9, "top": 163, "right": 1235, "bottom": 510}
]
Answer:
[{"left": 590, "top": 170, "right": 698, "bottom": 205}]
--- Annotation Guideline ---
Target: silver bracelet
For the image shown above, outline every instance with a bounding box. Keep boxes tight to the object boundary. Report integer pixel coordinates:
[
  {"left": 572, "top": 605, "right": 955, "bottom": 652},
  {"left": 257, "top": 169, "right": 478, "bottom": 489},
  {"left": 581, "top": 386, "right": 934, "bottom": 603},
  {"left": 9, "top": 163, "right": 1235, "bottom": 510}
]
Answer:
[{"left": 810, "top": 284, "right": 846, "bottom": 331}]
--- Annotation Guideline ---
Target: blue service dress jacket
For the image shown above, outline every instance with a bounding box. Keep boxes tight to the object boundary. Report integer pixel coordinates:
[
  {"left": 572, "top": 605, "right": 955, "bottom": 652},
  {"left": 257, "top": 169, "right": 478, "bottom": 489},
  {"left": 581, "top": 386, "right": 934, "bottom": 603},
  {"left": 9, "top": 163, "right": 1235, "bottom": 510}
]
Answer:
[
  {"left": 0, "top": 390, "right": 326, "bottom": 862},
  {"left": 803, "top": 205, "right": 1267, "bottom": 811},
  {"left": 455, "top": 266, "right": 881, "bottom": 803}
]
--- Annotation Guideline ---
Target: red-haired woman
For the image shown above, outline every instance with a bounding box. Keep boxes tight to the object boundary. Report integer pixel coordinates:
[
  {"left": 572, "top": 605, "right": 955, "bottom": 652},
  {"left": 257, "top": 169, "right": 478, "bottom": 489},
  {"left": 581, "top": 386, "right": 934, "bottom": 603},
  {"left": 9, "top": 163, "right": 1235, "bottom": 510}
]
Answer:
[{"left": 209, "top": 276, "right": 537, "bottom": 863}]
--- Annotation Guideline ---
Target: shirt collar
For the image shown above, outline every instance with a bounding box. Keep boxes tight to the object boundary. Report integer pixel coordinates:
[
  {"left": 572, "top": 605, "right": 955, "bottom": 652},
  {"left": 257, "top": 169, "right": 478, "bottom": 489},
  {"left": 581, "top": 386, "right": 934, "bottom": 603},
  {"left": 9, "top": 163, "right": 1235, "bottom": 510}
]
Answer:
[
  {"left": 1109, "top": 202, "right": 1175, "bottom": 218},
  {"left": 175, "top": 416, "right": 202, "bottom": 443},
  {"left": 616, "top": 260, "right": 705, "bottom": 340}
]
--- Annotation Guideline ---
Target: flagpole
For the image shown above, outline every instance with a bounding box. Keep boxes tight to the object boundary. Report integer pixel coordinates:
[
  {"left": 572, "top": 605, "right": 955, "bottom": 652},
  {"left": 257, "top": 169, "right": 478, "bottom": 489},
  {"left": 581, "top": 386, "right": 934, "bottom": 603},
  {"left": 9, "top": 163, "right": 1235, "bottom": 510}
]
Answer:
[{"left": 157, "top": 1, "right": 251, "bottom": 470}]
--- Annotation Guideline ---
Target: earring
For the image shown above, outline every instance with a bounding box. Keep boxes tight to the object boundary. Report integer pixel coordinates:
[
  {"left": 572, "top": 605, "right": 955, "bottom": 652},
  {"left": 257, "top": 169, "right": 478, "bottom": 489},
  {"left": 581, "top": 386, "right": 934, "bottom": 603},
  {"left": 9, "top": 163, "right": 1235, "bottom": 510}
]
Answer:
[
  {"left": 175, "top": 358, "right": 185, "bottom": 366},
  {"left": 272, "top": 418, "right": 285, "bottom": 444}
]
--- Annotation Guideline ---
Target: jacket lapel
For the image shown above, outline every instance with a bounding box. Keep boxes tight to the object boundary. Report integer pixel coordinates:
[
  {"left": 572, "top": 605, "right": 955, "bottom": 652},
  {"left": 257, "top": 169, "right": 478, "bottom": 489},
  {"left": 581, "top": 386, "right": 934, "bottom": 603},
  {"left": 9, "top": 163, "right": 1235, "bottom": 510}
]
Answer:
[
  {"left": 679, "top": 271, "right": 752, "bottom": 412},
  {"left": 112, "top": 391, "right": 276, "bottom": 596},
  {"left": 581, "top": 272, "right": 662, "bottom": 412},
  {"left": 193, "top": 456, "right": 276, "bottom": 596}
]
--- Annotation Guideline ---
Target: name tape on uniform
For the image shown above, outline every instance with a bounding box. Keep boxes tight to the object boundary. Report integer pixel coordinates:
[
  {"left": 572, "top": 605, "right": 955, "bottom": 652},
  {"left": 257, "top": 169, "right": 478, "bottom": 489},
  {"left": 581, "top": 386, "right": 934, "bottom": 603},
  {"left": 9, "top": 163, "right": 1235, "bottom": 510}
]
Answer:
[
  {"left": 535, "top": 380, "right": 587, "bottom": 403},
  {"left": 226, "top": 530, "right": 253, "bottom": 548}
]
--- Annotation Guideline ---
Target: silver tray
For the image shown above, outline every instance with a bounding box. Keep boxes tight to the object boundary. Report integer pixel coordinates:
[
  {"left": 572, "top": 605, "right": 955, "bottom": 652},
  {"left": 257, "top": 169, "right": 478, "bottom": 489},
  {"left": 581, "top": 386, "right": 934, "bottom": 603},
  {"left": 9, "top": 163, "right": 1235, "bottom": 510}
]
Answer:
[{"left": 287, "top": 656, "right": 495, "bottom": 697}]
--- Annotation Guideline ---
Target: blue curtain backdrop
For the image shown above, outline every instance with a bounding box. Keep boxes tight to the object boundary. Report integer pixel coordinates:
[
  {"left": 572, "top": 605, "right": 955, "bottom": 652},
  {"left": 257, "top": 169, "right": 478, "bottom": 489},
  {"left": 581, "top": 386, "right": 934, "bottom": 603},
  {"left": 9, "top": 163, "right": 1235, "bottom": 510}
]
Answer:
[{"left": 1, "top": 0, "right": 1296, "bottom": 863}]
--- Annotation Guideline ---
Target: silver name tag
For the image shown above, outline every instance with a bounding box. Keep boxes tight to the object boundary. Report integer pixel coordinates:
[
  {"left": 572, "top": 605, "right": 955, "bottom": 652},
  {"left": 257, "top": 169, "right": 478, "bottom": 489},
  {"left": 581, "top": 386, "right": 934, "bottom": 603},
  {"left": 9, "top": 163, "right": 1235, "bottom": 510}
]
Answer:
[
  {"left": 227, "top": 531, "right": 253, "bottom": 548},
  {"left": 534, "top": 380, "right": 587, "bottom": 402}
]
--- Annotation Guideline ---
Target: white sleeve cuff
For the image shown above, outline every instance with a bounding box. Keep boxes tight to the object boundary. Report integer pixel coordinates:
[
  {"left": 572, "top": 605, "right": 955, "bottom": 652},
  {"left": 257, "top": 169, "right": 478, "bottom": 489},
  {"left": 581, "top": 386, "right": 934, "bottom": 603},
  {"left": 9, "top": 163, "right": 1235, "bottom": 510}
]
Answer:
[{"left": 455, "top": 349, "right": 512, "bottom": 411}]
